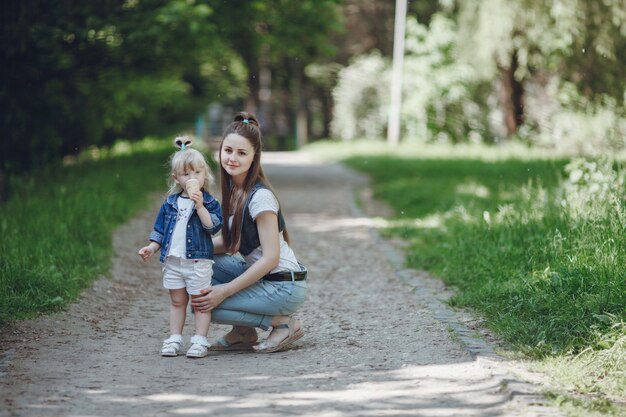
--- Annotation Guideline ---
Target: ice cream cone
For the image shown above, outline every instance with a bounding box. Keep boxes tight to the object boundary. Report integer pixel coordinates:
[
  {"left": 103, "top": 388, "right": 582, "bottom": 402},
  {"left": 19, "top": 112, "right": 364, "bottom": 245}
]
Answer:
[{"left": 186, "top": 178, "right": 200, "bottom": 195}]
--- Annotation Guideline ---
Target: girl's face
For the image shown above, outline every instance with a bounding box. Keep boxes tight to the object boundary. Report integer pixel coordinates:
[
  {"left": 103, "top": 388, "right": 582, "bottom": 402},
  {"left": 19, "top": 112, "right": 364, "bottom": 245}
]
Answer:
[
  {"left": 173, "top": 164, "right": 206, "bottom": 196},
  {"left": 221, "top": 133, "right": 255, "bottom": 185}
]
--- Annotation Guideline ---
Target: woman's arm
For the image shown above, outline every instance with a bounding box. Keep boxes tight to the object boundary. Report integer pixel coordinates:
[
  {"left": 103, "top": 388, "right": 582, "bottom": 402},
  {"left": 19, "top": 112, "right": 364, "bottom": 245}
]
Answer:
[
  {"left": 212, "top": 235, "right": 226, "bottom": 254},
  {"left": 193, "top": 211, "right": 280, "bottom": 312}
]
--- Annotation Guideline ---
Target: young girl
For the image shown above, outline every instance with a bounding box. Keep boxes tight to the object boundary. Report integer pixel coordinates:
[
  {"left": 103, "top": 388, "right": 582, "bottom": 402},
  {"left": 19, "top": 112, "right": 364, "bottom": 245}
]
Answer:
[
  {"left": 191, "top": 112, "right": 307, "bottom": 353},
  {"left": 138, "top": 137, "right": 223, "bottom": 358}
]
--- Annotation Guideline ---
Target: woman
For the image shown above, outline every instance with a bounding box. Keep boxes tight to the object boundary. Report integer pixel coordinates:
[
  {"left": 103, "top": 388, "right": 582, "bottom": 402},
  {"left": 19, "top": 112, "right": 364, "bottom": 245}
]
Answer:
[{"left": 192, "top": 111, "right": 307, "bottom": 353}]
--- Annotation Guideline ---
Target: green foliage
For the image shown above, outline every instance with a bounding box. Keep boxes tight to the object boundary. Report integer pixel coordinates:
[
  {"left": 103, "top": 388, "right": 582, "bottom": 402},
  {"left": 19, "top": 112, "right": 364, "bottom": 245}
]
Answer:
[
  {"left": 342, "top": 148, "right": 625, "bottom": 354},
  {"left": 456, "top": 0, "right": 626, "bottom": 98},
  {"left": 1, "top": 0, "right": 342, "bottom": 179},
  {"left": 524, "top": 88, "right": 626, "bottom": 154},
  {"left": 537, "top": 320, "right": 626, "bottom": 411},
  {"left": 0, "top": 0, "right": 243, "bottom": 176},
  {"left": 330, "top": 14, "right": 494, "bottom": 144},
  {"left": 338, "top": 144, "right": 626, "bottom": 405},
  {"left": 259, "top": 0, "right": 342, "bottom": 62},
  {"left": 329, "top": 2, "right": 626, "bottom": 153},
  {"left": 330, "top": 52, "right": 390, "bottom": 140},
  {"left": 454, "top": 0, "right": 626, "bottom": 149},
  {"left": 0, "top": 137, "right": 174, "bottom": 323},
  {"left": 402, "top": 14, "right": 492, "bottom": 143},
  {"left": 210, "top": 0, "right": 341, "bottom": 63}
]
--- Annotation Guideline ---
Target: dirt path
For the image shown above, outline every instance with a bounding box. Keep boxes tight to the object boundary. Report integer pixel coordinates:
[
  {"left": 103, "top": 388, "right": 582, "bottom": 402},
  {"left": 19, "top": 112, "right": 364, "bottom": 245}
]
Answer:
[{"left": 0, "top": 152, "right": 564, "bottom": 417}]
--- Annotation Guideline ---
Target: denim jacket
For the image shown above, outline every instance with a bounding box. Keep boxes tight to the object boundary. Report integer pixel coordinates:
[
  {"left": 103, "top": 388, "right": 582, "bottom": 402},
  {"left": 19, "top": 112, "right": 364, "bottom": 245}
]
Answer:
[{"left": 149, "top": 191, "right": 223, "bottom": 262}]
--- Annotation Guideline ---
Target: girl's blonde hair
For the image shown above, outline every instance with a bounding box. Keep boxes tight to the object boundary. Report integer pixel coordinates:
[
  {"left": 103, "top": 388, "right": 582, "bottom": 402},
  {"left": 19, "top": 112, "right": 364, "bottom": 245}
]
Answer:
[{"left": 167, "top": 136, "right": 214, "bottom": 195}]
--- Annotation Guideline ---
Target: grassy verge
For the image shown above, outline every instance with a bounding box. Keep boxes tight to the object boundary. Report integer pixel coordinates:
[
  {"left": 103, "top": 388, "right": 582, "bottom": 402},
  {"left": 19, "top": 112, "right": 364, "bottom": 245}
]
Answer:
[
  {"left": 0, "top": 135, "right": 214, "bottom": 323},
  {"left": 307, "top": 140, "right": 626, "bottom": 416}
]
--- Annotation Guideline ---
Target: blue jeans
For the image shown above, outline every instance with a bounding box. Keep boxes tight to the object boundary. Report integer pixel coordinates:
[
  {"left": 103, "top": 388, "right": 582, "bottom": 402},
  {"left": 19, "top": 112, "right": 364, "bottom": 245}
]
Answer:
[{"left": 210, "top": 255, "right": 308, "bottom": 330}]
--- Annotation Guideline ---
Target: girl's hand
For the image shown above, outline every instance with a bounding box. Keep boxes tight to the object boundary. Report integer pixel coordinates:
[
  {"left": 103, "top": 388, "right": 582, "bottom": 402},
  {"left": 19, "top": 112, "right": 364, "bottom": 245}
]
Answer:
[
  {"left": 138, "top": 246, "right": 154, "bottom": 262},
  {"left": 190, "top": 191, "right": 203, "bottom": 209},
  {"left": 191, "top": 285, "right": 228, "bottom": 313}
]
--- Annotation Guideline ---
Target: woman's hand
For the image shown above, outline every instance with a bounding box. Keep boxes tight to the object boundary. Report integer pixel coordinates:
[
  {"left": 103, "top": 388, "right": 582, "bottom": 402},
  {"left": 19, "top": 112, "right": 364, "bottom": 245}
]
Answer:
[{"left": 192, "top": 285, "right": 228, "bottom": 313}]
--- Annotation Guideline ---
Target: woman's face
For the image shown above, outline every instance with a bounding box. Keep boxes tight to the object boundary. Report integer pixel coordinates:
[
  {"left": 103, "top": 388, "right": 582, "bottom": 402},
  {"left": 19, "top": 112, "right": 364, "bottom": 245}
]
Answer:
[{"left": 221, "top": 133, "right": 255, "bottom": 184}]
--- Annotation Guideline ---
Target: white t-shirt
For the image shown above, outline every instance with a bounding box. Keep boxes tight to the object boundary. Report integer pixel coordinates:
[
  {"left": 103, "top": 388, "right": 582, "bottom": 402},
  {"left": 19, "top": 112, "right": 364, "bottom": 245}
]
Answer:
[
  {"left": 167, "top": 196, "right": 195, "bottom": 258},
  {"left": 234, "top": 188, "right": 300, "bottom": 272}
]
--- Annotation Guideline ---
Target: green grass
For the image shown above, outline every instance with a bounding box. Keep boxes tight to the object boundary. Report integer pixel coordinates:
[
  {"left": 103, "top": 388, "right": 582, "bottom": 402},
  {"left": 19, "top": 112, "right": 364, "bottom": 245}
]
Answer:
[
  {"left": 0, "top": 135, "right": 215, "bottom": 323},
  {"left": 307, "top": 140, "right": 626, "bottom": 413}
]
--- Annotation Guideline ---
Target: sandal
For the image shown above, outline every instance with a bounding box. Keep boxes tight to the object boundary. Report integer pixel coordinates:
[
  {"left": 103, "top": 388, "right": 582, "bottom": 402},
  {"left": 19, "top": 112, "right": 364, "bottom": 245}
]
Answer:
[
  {"left": 161, "top": 336, "right": 183, "bottom": 357},
  {"left": 211, "top": 327, "right": 258, "bottom": 351},
  {"left": 186, "top": 335, "right": 210, "bottom": 358},
  {"left": 254, "top": 317, "right": 304, "bottom": 353}
]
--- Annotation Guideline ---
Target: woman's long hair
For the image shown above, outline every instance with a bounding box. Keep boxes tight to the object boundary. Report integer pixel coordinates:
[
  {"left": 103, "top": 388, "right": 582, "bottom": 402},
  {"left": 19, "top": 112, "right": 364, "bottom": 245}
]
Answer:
[{"left": 219, "top": 111, "right": 289, "bottom": 254}]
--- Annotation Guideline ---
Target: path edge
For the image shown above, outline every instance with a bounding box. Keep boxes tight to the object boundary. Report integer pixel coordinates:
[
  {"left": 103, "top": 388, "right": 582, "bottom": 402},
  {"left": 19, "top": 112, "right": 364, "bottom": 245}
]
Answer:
[{"left": 347, "top": 179, "right": 566, "bottom": 417}]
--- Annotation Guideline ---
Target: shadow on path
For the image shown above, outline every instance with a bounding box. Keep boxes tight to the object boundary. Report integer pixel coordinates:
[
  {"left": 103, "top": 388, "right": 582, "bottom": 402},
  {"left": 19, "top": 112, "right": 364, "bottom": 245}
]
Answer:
[{"left": 0, "top": 152, "right": 563, "bottom": 417}]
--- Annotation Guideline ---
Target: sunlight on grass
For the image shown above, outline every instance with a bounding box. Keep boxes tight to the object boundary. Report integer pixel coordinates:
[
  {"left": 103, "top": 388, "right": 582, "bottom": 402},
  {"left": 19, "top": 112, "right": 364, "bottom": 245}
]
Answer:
[
  {"left": 0, "top": 134, "right": 207, "bottom": 323},
  {"left": 455, "top": 181, "right": 491, "bottom": 198},
  {"left": 306, "top": 139, "right": 626, "bottom": 163},
  {"left": 306, "top": 140, "right": 626, "bottom": 413}
]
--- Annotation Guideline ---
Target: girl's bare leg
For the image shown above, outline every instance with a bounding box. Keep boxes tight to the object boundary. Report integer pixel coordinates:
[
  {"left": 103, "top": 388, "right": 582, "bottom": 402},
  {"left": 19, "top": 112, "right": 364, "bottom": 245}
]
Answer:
[
  {"left": 191, "top": 294, "right": 211, "bottom": 337},
  {"left": 169, "top": 288, "right": 189, "bottom": 335}
]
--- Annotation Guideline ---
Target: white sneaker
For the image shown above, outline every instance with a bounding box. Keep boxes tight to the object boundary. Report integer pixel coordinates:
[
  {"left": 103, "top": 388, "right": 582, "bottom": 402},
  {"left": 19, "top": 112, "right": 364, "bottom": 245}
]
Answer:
[
  {"left": 186, "top": 335, "right": 210, "bottom": 358},
  {"left": 161, "top": 336, "right": 183, "bottom": 357}
]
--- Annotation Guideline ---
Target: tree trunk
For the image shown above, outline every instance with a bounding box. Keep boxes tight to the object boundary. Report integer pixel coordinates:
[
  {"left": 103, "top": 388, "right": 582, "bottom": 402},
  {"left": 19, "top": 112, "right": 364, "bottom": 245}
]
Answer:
[
  {"left": 244, "top": 53, "right": 260, "bottom": 117},
  {"left": 318, "top": 86, "right": 333, "bottom": 139},
  {"left": 500, "top": 50, "right": 524, "bottom": 137},
  {"left": 290, "top": 59, "right": 308, "bottom": 149},
  {"left": 274, "top": 87, "right": 290, "bottom": 151},
  {"left": 257, "top": 44, "right": 273, "bottom": 141},
  {"left": 0, "top": 172, "right": 6, "bottom": 203}
]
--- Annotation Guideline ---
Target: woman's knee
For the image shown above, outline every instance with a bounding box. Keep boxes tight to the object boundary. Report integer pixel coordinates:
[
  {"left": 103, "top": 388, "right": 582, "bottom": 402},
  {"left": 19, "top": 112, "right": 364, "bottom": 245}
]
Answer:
[{"left": 212, "top": 255, "right": 246, "bottom": 284}]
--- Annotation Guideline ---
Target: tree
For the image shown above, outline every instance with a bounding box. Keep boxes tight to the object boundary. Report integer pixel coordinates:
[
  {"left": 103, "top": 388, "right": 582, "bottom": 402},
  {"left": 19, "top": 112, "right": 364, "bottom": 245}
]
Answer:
[
  {"left": 455, "top": 0, "right": 626, "bottom": 137},
  {"left": 0, "top": 0, "right": 243, "bottom": 196},
  {"left": 206, "top": 0, "right": 342, "bottom": 147}
]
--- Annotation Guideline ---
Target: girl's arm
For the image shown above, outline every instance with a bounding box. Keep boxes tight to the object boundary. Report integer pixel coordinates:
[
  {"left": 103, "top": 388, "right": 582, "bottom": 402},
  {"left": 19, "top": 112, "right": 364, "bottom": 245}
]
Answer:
[
  {"left": 192, "top": 193, "right": 222, "bottom": 233},
  {"left": 138, "top": 241, "right": 161, "bottom": 261},
  {"left": 195, "top": 203, "right": 214, "bottom": 229},
  {"left": 193, "top": 211, "right": 280, "bottom": 312},
  {"left": 140, "top": 203, "right": 166, "bottom": 261}
]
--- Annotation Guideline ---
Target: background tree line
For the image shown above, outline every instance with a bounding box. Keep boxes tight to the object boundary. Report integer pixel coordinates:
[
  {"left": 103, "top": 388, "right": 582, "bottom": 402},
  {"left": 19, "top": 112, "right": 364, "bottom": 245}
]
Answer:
[
  {"left": 0, "top": 0, "right": 342, "bottom": 200},
  {"left": 2, "top": 0, "right": 625, "bottom": 200},
  {"left": 331, "top": 0, "right": 626, "bottom": 155}
]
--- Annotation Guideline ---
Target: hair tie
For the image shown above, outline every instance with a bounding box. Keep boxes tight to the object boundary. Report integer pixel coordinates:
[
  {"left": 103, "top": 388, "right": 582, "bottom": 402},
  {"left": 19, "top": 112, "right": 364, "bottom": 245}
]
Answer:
[
  {"left": 174, "top": 137, "right": 192, "bottom": 150},
  {"left": 242, "top": 119, "right": 249, "bottom": 124}
]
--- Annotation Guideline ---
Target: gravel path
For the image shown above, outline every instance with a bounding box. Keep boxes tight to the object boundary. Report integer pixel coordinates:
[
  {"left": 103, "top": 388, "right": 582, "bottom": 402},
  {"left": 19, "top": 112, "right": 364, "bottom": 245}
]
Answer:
[{"left": 0, "top": 152, "right": 564, "bottom": 417}]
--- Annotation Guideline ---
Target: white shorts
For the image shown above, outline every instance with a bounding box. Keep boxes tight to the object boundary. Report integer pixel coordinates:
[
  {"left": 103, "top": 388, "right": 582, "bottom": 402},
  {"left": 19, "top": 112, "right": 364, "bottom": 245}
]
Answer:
[{"left": 162, "top": 257, "right": 213, "bottom": 295}]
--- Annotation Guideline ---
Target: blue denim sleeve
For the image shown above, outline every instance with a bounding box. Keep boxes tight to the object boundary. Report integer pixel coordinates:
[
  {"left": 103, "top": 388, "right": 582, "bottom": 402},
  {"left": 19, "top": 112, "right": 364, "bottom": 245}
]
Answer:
[
  {"left": 149, "top": 202, "right": 166, "bottom": 244},
  {"left": 203, "top": 194, "right": 223, "bottom": 235}
]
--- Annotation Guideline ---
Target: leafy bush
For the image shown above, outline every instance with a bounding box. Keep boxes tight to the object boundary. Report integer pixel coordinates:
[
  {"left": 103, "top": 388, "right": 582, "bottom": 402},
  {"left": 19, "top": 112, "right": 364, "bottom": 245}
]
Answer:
[
  {"left": 402, "top": 15, "right": 492, "bottom": 143},
  {"left": 330, "top": 52, "right": 390, "bottom": 141},
  {"left": 0, "top": 136, "right": 188, "bottom": 323},
  {"left": 330, "top": 14, "right": 493, "bottom": 143}
]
